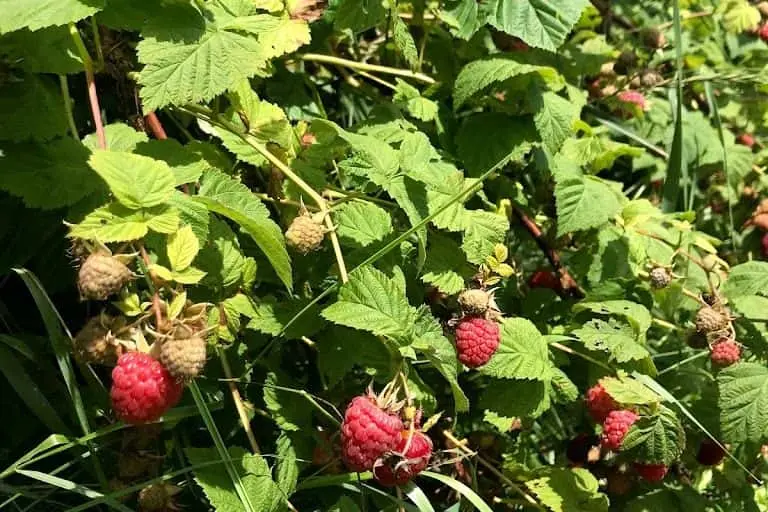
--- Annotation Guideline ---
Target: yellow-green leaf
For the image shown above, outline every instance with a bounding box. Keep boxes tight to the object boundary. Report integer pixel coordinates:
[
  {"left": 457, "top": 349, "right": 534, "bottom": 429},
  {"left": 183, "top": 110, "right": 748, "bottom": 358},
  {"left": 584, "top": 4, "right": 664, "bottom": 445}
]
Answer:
[{"left": 167, "top": 225, "right": 199, "bottom": 271}]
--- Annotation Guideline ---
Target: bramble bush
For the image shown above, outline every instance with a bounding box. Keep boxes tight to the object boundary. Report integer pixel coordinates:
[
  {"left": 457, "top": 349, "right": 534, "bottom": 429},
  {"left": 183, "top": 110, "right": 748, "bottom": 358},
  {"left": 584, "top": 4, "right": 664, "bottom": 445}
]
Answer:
[{"left": 3, "top": 0, "right": 768, "bottom": 510}]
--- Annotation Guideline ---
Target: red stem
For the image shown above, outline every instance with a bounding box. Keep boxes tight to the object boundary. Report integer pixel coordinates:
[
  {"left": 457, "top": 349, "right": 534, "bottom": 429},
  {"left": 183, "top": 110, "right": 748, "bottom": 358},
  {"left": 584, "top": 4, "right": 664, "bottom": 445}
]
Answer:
[
  {"left": 145, "top": 111, "right": 168, "bottom": 140},
  {"left": 86, "top": 70, "right": 106, "bottom": 149}
]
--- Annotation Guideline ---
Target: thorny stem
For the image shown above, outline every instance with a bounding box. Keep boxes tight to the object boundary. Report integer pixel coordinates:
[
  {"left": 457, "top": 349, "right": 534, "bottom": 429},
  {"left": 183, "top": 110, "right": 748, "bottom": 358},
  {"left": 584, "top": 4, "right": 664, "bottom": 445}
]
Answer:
[
  {"left": 58, "top": 75, "right": 79, "bottom": 140},
  {"left": 178, "top": 105, "right": 349, "bottom": 283},
  {"left": 218, "top": 346, "right": 261, "bottom": 454},
  {"left": 442, "top": 430, "right": 544, "bottom": 510},
  {"left": 298, "top": 53, "right": 436, "bottom": 85},
  {"left": 69, "top": 23, "right": 106, "bottom": 150},
  {"left": 510, "top": 205, "right": 584, "bottom": 298}
]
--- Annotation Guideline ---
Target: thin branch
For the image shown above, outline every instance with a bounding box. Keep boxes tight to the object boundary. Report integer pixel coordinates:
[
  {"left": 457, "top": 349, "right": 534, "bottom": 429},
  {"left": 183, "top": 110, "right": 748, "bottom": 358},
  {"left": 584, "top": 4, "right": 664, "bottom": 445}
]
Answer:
[
  {"left": 298, "top": 53, "right": 436, "bottom": 85},
  {"left": 218, "top": 347, "right": 261, "bottom": 454},
  {"left": 137, "top": 243, "right": 163, "bottom": 328},
  {"left": 511, "top": 205, "right": 584, "bottom": 298},
  {"left": 58, "top": 75, "right": 79, "bottom": 140},
  {"left": 442, "top": 430, "right": 544, "bottom": 511},
  {"left": 69, "top": 23, "right": 106, "bottom": 150},
  {"left": 145, "top": 111, "right": 168, "bottom": 140},
  {"left": 549, "top": 342, "right": 614, "bottom": 372}
]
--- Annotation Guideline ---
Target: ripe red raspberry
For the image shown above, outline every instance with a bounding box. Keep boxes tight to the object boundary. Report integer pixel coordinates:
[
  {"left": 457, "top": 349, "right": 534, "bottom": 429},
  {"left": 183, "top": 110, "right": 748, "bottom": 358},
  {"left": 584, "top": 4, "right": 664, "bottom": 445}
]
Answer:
[
  {"left": 759, "top": 23, "right": 768, "bottom": 43},
  {"left": 455, "top": 316, "right": 500, "bottom": 368},
  {"left": 601, "top": 410, "right": 638, "bottom": 451},
  {"left": 111, "top": 353, "right": 183, "bottom": 424},
  {"left": 373, "top": 430, "right": 433, "bottom": 487},
  {"left": 633, "top": 463, "right": 668, "bottom": 482},
  {"left": 737, "top": 133, "right": 756, "bottom": 148},
  {"left": 617, "top": 90, "right": 648, "bottom": 111},
  {"left": 528, "top": 269, "right": 560, "bottom": 291},
  {"left": 341, "top": 395, "right": 404, "bottom": 472},
  {"left": 762, "top": 233, "right": 768, "bottom": 258},
  {"left": 697, "top": 439, "right": 726, "bottom": 466},
  {"left": 710, "top": 339, "right": 741, "bottom": 367},
  {"left": 585, "top": 383, "right": 618, "bottom": 423}
]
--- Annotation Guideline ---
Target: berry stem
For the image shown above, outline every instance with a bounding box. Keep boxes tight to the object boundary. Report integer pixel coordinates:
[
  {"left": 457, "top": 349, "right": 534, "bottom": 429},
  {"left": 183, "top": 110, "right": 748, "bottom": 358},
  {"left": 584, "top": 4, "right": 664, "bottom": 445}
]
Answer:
[
  {"left": 442, "top": 430, "right": 544, "bottom": 510},
  {"left": 137, "top": 242, "right": 164, "bottom": 329},
  {"left": 68, "top": 22, "right": 106, "bottom": 150},
  {"left": 218, "top": 347, "right": 261, "bottom": 454},
  {"left": 145, "top": 111, "right": 168, "bottom": 140},
  {"left": 297, "top": 53, "right": 436, "bottom": 84}
]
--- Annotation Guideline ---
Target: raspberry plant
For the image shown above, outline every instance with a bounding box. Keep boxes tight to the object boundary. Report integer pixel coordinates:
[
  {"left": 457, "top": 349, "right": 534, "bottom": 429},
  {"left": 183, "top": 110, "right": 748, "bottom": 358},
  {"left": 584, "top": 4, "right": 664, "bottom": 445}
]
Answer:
[{"left": 3, "top": 0, "right": 768, "bottom": 510}]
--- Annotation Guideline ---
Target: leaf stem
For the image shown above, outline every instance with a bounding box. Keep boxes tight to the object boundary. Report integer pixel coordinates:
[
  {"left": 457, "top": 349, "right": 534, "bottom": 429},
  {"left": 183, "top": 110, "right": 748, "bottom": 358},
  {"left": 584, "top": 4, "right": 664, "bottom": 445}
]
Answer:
[
  {"left": 298, "top": 53, "right": 436, "bottom": 84},
  {"left": 217, "top": 347, "right": 261, "bottom": 454},
  {"left": 442, "top": 430, "right": 543, "bottom": 510},
  {"left": 69, "top": 23, "right": 106, "bottom": 150},
  {"left": 58, "top": 75, "right": 79, "bottom": 140},
  {"left": 549, "top": 342, "right": 614, "bottom": 373}
]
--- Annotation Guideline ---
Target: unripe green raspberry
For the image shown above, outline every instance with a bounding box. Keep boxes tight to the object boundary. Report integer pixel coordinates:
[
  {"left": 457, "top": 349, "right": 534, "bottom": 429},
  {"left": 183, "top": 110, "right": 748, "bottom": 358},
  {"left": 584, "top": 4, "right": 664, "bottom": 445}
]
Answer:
[
  {"left": 457, "top": 289, "right": 491, "bottom": 315},
  {"left": 157, "top": 335, "right": 207, "bottom": 381},
  {"left": 285, "top": 215, "right": 325, "bottom": 254},
  {"left": 78, "top": 253, "right": 133, "bottom": 300}
]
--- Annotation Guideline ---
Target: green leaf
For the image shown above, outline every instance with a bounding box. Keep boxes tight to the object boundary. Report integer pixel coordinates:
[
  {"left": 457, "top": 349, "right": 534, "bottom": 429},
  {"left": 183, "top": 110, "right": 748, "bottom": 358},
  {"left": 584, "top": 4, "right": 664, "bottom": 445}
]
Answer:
[
  {"left": 718, "top": 362, "right": 768, "bottom": 444},
  {"left": 480, "top": 379, "right": 551, "bottom": 430},
  {"left": 172, "top": 267, "right": 206, "bottom": 284},
  {"left": 527, "top": 468, "right": 609, "bottom": 512},
  {"left": 134, "top": 139, "right": 210, "bottom": 186},
  {"left": 333, "top": 201, "right": 393, "bottom": 247},
  {"left": 720, "top": 0, "right": 761, "bottom": 33},
  {"left": 0, "top": 74, "right": 68, "bottom": 142},
  {"left": 485, "top": 0, "right": 590, "bottom": 52},
  {"left": 621, "top": 405, "right": 686, "bottom": 464},
  {"left": 422, "top": 233, "right": 472, "bottom": 295},
  {"left": 454, "top": 57, "right": 564, "bottom": 108},
  {"left": 88, "top": 151, "right": 176, "bottom": 209},
  {"left": 557, "top": 135, "right": 643, "bottom": 174},
  {"left": 196, "top": 170, "right": 292, "bottom": 290},
  {"left": 169, "top": 191, "right": 210, "bottom": 242},
  {"left": 600, "top": 375, "right": 661, "bottom": 406},
  {"left": 167, "top": 225, "right": 200, "bottom": 271},
  {"left": 82, "top": 122, "right": 148, "bottom": 151},
  {"left": 554, "top": 165, "right": 624, "bottom": 236},
  {"left": 574, "top": 300, "right": 652, "bottom": 343},
  {"left": 393, "top": 16, "right": 418, "bottom": 69},
  {"left": 480, "top": 317, "right": 553, "bottom": 381},
  {"left": 186, "top": 446, "right": 285, "bottom": 512},
  {"left": 550, "top": 368, "right": 579, "bottom": 404},
  {"left": 275, "top": 433, "right": 300, "bottom": 496},
  {"left": 322, "top": 265, "right": 415, "bottom": 342},
  {"left": 68, "top": 203, "right": 180, "bottom": 242},
  {"left": 0, "top": 0, "right": 104, "bottom": 34},
  {"left": 530, "top": 90, "right": 580, "bottom": 154},
  {"left": 420, "top": 472, "right": 494, "bottom": 512},
  {"left": 264, "top": 372, "right": 312, "bottom": 432},
  {"left": 723, "top": 261, "right": 768, "bottom": 298},
  {"left": 334, "top": 0, "right": 386, "bottom": 31},
  {"left": 572, "top": 319, "right": 650, "bottom": 363},
  {"left": 456, "top": 113, "right": 537, "bottom": 176},
  {"left": 0, "top": 138, "right": 96, "bottom": 209},
  {"left": 317, "top": 326, "right": 394, "bottom": 386},
  {"left": 197, "top": 217, "right": 246, "bottom": 291},
  {"left": 247, "top": 298, "right": 325, "bottom": 340},
  {"left": 0, "top": 27, "right": 83, "bottom": 74},
  {"left": 461, "top": 211, "right": 509, "bottom": 265},
  {"left": 439, "top": 0, "right": 483, "bottom": 40}
]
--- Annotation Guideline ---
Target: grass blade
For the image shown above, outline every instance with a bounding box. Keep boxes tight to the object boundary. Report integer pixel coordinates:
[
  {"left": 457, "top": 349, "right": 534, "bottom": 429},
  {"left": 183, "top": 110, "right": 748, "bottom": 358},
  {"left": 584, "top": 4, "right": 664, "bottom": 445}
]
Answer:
[
  {"left": 402, "top": 482, "right": 436, "bottom": 512},
  {"left": 0, "top": 343, "right": 69, "bottom": 434},
  {"left": 188, "top": 381, "right": 257, "bottom": 512},
  {"left": 662, "top": 0, "right": 685, "bottom": 212},
  {"left": 420, "top": 471, "right": 494, "bottom": 512},
  {"left": 15, "top": 470, "right": 134, "bottom": 512},
  {"left": 0, "top": 333, "right": 35, "bottom": 360}
]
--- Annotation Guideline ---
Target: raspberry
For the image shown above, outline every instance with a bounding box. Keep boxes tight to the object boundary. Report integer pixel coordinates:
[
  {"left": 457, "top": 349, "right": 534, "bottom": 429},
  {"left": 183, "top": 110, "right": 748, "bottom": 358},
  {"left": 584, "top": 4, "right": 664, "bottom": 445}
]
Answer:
[
  {"left": 457, "top": 289, "right": 491, "bottom": 316},
  {"left": 586, "top": 383, "right": 618, "bottom": 423},
  {"left": 617, "top": 90, "right": 647, "bottom": 111},
  {"left": 649, "top": 267, "right": 671, "bottom": 289},
  {"left": 633, "top": 463, "right": 668, "bottom": 482},
  {"left": 341, "top": 394, "right": 404, "bottom": 472},
  {"left": 454, "top": 316, "right": 500, "bottom": 368},
  {"left": 566, "top": 434, "right": 601, "bottom": 466},
  {"left": 285, "top": 214, "right": 325, "bottom": 254},
  {"left": 111, "top": 353, "right": 183, "bottom": 424},
  {"left": 73, "top": 314, "right": 120, "bottom": 365},
  {"left": 762, "top": 233, "right": 768, "bottom": 258},
  {"left": 601, "top": 410, "right": 638, "bottom": 451},
  {"left": 760, "top": 23, "right": 768, "bottom": 43},
  {"left": 710, "top": 339, "right": 741, "bottom": 367},
  {"left": 137, "top": 483, "right": 179, "bottom": 511},
  {"left": 695, "top": 307, "right": 729, "bottom": 333},
  {"left": 373, "top": 430, "right": 433, "bottom": 487},
  {"left": 644, "top": 28, "right": 666, "bottom": 49},
  {"left": 157, "top": 335, "right": 207, "bottom": 381},
  {"left": 528, "top": 270, "right": 560, "bottom": 291},
  {"left": 737, "top": 133, "right": 756, "bottom": 148},
  {"left": 78, "top": 253, "right": 133, "bottom": 300},
  {"left": 639, "top": 69, "right": 663, "bottom": 88},
  {"left": 697, "top": 439, "right": 726, "bottom": 466}
]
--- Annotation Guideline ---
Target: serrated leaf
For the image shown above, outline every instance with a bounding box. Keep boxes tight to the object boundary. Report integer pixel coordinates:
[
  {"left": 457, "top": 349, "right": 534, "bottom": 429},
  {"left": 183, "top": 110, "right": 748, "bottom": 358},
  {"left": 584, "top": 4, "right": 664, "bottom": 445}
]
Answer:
[
  {"left": 574, "top": 300, "right": 651, "bottom": 343},
  {"left": 172, "top": 267, "right": 206, "bottom": 284},
  {"left": 723, "top": 261, "right": 768, "bottom": 298},
  {"left": 0, "top": 27, "right": 83, "bottom": 74},
  {"left": 186, "top": 446, "right": 285, "bottom": 512},
  {"left": 317, "top": 326, "right": 394, "bottom": 386},
  {"left": 0, "top": 74, "right": 68, "bottom": 142},
  {"left": 196, "top": 170, "right": 291, "bottom": 290},
  {"left": 134, "top": 139, "right": 209, "bottom": 186},
  {"left": 68, "top": 203, "right": 180, "bottom": 242},
  {"left": 169, "top": 191, "right": 210, "bottom": 242},
  {"left": 621, "top": 405, "right": 686, "bottom": 464},
  {"left": 334, "top": 0, "right": 386, "bottom": 31},
  {"left": 720, "top": 0, "right": 761, "bottom": 33},
  {"left": 89, "top": 151, "right": 176, "bottom": 209},
  {"left": 527, "top": 468, "right": 608, "bottom": 512},
  {"left": 572, "top": 319, "right": 649, "bottom": 363},
  {"left": 456, "top": 113, "right": 537, "bottom": 176},
  {"left": 550, "top": 368, "right": 579, "bottom": 404},
  {"left": 247, "top": 298, "right": 325, "bottom": 340},
  {"left": 554, "top": 166, "right": 624, "bottom": 236},
  {"left": 275, "top": 433, "right": 300, "bottom": 496},
  {"left": 422, "top": 234, "right": 472, "bottom": 295},
  {"left": 149, "top": 264, "right": 174, "bottom": 282},
  {"left": 600, "top": 375, "right": 661, "bottom": 406},
  {"left": 0, "top": 0, "right": 104, "bottom": 34},
  {"left": 440, "top": 0, "right": 483, "bottom": 40},
  {"left": 480, "top": 317, "right": 553, "bottom": 381},
  {"left": 393, "top": 16, "right": 418, "bottom": 69},
  {"left": 167, "top": 225, "right": 199, "bottom": 271},
  {"left": 168, "top": 292, "right": 187, "bottom": 320},
  {"left": 718, "top": 362, "right": 768, "bottom": 443},
  {"left": 461, "top": 211, "right": 509, "bottom": 265},
  {"left": 480, "top": 379, "right": 551, "bottom": 430},
  {"left": 264, "top": 372, "right": 311, "bottom": 432},
  {"left": 196, "top": 217, "right": 246, "bottom": 291},
  {"left": 530, "top": 89, "right": 580, "bottom": 154},
  {"left": 82, "top": 123, "right": 148, "bottom": 151},
  {"left": 322, "top": 265, "right": 415, "bottom": 342},
  {"left": 333, "top": 201, "right": 392, "bottom": 247},
  {"left": 454, "top": 57, "right": 564, "bottom": 108},
  {"left": 485, "top": 0, "right": 590, "bottom": 52},
  {"left": 0, "top": 138, "right": 97, "bottom": 209}
]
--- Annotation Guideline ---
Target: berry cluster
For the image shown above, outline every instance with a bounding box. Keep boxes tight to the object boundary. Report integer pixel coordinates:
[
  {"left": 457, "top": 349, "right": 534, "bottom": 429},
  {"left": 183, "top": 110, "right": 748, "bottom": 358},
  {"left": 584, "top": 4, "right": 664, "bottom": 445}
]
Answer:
[
  {"left": 453, "top": 287, "right": 501, "bottom": 368},
  {"left": 340, "top": 386, "right": 434, "bottom": 487}
]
